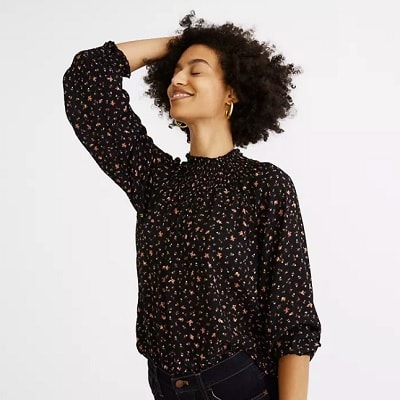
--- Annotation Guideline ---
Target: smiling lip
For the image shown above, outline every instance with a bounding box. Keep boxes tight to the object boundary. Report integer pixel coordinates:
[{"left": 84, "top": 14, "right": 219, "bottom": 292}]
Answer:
[{"left": 170, "top": 90, "right": 194, "bottom": 101}]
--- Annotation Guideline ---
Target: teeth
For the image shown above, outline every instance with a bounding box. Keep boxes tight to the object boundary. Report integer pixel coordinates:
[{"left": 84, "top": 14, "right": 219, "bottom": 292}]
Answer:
[{"left": 173, "top": 93, "right": 191, "bottom": 98}]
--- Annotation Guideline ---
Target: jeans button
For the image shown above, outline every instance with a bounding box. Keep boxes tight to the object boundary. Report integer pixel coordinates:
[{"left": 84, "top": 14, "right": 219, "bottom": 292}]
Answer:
[{"left": 175, "top": 379, "right": 189, "bottom": 388}]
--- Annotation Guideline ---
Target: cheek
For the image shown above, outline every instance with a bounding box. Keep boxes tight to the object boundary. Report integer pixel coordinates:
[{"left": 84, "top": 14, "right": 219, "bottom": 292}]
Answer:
[
  {"left": 204, "top": 91, "right": 227, "bottom": 110},
  {"left": 166, "top": 84, "right": 173, "bottom": 99},
  {"left": 199, "top": 83, "right": 226, "bottom": 103}
]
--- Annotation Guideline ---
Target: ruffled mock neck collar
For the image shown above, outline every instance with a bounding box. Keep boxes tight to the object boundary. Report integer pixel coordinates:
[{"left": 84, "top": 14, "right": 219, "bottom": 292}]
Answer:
[
  {"left": 182, "top": 148, "right": 247, "bottom": 184},
  {"left": 185, "top": 148, "right": 242, "bottom": 165},
  {"left": 181, "top": 147, "right": 247, "bottom": 185}
]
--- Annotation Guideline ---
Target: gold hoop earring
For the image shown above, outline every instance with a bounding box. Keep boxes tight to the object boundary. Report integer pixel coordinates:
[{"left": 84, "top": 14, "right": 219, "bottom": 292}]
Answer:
[
  {"left": 225, "top": 102, "right": 234, "bottom": 120},
  {"left": 173, "top": 119, "right": 188, "bottom": 129}
]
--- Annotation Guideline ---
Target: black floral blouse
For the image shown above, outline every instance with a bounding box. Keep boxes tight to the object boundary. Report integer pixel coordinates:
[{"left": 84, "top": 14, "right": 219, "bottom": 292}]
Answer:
[{"left": 63, "top": 41, "right": 321, "bottom": 378}]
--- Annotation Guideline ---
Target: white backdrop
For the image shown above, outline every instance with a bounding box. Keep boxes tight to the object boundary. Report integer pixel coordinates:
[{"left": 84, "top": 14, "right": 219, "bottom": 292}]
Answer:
[{"left": 1, "top": 0, "right": 399, "bottom": 399}]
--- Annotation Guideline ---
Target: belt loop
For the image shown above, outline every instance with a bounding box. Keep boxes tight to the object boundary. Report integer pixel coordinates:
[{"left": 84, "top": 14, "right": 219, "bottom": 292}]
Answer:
[{"left": 148, "top": 359, "right": 165, "bottom": 399}]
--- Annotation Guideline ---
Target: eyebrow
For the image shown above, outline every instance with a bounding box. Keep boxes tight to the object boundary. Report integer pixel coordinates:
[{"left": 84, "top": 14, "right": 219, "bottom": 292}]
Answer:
[{"left": 175, "top": 59, "right": 212, "bottom": 70}]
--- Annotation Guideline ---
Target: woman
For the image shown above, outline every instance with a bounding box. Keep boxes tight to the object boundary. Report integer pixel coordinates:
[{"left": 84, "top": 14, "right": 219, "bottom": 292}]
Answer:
[{"left": 63, "top": 12, "right": 321, "bottom": 400}]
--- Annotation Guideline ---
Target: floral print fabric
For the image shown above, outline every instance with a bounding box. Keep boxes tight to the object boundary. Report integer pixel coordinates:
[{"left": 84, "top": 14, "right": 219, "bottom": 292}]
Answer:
[{"left": 63, "top": 41, "right": 321, "bottom": 378}]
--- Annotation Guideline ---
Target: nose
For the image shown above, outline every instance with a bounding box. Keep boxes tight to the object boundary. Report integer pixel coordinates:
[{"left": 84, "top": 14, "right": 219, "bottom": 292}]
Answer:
[{"left": 171, "top": 69, "right": 187, "bottom": 86}]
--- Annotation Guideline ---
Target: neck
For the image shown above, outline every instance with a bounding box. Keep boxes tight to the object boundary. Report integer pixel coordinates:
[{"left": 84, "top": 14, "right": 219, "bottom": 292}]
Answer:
[{"left": 187, "top": 118, "right": 234, "bottom": 158}]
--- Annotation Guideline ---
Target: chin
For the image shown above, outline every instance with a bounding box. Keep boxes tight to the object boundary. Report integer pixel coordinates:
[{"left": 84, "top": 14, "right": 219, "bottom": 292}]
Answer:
[
  {"left": 170, "top": 111, "right": 189, "bottom": 123},
  {"left": 170, "top": 104, "right": 194, "bottom": 121}
]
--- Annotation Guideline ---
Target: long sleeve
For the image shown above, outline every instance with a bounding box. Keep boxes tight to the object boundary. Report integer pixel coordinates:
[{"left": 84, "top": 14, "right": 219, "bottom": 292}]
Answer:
[
  {"left": 63, "top": 41, "right": 177, "bottom": 212},
  {"left": 259, "top": 167, "right": 321, "bottom": 361}
]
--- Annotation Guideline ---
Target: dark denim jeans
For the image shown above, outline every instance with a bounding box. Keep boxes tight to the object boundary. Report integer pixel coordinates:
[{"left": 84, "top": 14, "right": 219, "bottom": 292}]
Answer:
[{"left": 147, "top": 351, "right": 278, "bottom": 400}]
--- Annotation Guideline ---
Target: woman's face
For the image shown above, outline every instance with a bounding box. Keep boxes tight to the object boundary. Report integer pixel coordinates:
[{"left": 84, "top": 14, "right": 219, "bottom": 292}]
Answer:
[{"left": 167, "top": 44, "right": 233, "bottom": 125}]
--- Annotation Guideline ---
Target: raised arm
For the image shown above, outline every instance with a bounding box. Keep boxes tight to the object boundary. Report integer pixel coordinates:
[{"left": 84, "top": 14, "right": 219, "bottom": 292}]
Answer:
[
  {"left": 116, "top": 37, "right": 174, "bottom": 72},
  {"left": 63, "top": 40, "right": 179, "bottom": 212}
]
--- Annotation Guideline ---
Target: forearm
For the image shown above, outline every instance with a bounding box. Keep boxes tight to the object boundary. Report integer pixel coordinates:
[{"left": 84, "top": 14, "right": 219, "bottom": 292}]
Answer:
[
  {"left": 278, "top": 355, "right": 310, "bottom": 400},
  {"left": 116, "top": 37, "right": 174, "bottom": 72}
]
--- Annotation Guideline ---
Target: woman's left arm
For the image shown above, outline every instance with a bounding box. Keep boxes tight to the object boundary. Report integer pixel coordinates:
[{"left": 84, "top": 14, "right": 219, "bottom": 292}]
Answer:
[
  {"left": 259, "top": 165, "right": 321, "bottom": 399},
  {"left": 278, "top": 354, "right": 310, "bottom": 400}
]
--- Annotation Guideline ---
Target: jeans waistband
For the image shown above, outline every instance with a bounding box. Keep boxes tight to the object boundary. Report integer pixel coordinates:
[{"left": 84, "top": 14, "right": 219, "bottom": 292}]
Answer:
[{"left": 148, "top": 351, "right": 256, "bottom": 392}]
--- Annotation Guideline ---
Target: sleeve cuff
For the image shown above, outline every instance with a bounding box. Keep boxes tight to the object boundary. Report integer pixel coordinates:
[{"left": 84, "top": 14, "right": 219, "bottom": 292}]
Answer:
[
  {"left": 103, "top": 40, "right": 132, "bottom": 78},
  {"left": 277, "top": 336, "right": 321, "bottom": 360}
]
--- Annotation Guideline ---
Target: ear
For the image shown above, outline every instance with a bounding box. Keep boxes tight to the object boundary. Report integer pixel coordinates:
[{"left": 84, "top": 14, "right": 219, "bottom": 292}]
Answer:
[{"left": 226, "top": 87, "right": 239, "bottom": 104}]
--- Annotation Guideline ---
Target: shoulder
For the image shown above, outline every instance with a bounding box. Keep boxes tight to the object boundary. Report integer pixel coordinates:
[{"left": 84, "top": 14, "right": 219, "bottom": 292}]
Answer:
[
  {"left": 239, "top": 153, "right": 302, "bottom": 212},
  {"left": 241, "top": 153, "right": 296, "bottom": 193}
]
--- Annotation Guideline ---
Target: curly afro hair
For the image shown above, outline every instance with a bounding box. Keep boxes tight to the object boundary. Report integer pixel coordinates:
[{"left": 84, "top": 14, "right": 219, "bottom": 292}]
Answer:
[{"left": 144, "top": 11, "right": 302, "bottom": 147}]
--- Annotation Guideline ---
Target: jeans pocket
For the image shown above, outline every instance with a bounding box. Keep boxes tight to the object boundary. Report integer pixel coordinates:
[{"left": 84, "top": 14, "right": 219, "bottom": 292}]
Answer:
[
  {"left": 208, "top": 363, "right": 270, "bottom": 400},
  {"left": 148, "top": 363, "right": 164, "bottom": 399},
  {"left": 147, "top": 367, "right": 157, "bottom": 396},
  {"left": 255, "top": 370, "right": 278, "bottom": 400},
  {"left": 250, "top": 391, "right": 270, "bottom": 400},
  {"left": 249, "top": 376, "right": 271, "bottom": 400}
]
